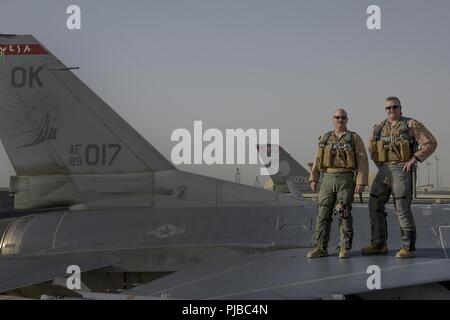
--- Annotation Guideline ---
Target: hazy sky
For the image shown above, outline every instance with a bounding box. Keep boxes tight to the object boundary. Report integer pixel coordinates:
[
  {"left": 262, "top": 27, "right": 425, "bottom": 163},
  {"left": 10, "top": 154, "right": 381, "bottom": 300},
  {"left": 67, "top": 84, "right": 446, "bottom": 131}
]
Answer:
[{"left": 1, "top": 0, "right": 449, "bottom": 187}]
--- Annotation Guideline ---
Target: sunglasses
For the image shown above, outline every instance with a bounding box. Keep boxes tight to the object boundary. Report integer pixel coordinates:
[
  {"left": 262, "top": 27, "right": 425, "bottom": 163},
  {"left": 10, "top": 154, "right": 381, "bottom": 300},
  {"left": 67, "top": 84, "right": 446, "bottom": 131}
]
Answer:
[
  {"left": 385, "top": 105, "right": 400, "bottom": 111},
  {"left": 334, "top": 116, "right": 347, "bottom": 120}
]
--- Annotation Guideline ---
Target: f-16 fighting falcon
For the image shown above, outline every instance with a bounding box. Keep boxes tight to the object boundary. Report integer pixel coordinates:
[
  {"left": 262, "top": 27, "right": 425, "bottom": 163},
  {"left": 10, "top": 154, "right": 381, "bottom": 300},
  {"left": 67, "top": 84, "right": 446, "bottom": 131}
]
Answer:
[{"left": 0, "top": 35, "right": 449, "bottom": 300}]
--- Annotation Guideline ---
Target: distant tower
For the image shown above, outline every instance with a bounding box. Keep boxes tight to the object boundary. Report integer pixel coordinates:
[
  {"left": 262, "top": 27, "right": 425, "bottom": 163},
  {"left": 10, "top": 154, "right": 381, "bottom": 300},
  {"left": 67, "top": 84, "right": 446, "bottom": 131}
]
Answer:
[
  {"left": 255, "top": 176, "right": 260, "bottom": 187},
  {"left": 435, "top": 156, "right": 440, "bottom": 191},
  {"left": 234, "top": 168, "right": 241, "bottom": 184},
  {"left": 426, "top": 161, "right": 431, "bottom": 187}
]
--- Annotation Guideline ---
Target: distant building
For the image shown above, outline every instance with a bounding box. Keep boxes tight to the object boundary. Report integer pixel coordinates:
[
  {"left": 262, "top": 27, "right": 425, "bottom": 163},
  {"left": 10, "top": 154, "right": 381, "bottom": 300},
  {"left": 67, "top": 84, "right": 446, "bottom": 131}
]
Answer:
[{"left": 0, "top": 188, "right": 13, "bottom": 212}]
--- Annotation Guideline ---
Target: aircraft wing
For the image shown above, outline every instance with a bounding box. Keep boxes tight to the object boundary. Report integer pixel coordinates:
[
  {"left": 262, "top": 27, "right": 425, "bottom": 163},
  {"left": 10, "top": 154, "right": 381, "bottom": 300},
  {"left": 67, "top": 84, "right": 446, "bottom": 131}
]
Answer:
[
  {"left": 126, "top": 248, "right": 450, "bottom": 299},
  {"left": 0, "top": 254, "right": 107, "bottom": 293}
]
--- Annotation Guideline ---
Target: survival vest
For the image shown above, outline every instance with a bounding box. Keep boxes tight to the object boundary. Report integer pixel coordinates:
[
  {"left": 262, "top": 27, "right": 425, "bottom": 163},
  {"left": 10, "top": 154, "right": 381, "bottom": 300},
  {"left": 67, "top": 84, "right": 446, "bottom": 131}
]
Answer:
[
  {"left": 371, "top": 116, "right": 416, "bottom": 163},
  {"left": 317, "top": 131, "right": 356, "bottom": 170}
]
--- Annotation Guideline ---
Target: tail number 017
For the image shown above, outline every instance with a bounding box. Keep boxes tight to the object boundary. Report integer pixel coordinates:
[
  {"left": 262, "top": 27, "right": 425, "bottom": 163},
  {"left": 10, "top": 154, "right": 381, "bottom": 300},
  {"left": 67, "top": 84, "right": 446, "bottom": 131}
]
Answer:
[{"left": 69, "top": 144, "right": 122, "bottom": 167}]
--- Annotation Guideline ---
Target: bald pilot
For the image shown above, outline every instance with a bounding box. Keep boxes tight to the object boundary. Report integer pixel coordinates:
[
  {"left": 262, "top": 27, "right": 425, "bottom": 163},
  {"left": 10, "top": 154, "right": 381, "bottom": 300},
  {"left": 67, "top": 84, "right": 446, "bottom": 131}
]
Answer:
[{"left": 307, "top": 108, "right": 369, "bottom": 259}]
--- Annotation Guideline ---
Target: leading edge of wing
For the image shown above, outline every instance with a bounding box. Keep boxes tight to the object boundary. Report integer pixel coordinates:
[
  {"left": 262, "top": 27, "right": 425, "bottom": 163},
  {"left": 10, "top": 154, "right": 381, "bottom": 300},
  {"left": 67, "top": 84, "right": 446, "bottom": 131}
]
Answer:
[
  {"left": 0, "top": 253, "right": 107, "bottom": 294},
  {"left": 126, "top": 248, "right": 450, "bottom": 299}
]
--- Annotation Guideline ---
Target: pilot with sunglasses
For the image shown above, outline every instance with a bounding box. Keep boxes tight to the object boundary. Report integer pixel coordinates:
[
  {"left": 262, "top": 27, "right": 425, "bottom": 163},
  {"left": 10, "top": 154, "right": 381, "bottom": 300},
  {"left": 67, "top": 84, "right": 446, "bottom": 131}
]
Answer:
[
  {"left": 307, "top": 109, "right": 369, "bottom": 259},
  {"left": 362, "top": 97, "right": 437, "bottom": 258}
]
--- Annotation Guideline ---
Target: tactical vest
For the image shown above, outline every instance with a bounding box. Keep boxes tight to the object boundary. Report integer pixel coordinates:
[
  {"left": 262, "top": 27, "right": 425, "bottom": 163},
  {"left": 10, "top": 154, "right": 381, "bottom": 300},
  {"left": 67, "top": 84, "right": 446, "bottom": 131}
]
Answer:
[
  {"left": 317, "top": 131, "right": 356, "bottom": 170},
  {"left": 371, "top": 117, "right": 415, "bottom": 163}
]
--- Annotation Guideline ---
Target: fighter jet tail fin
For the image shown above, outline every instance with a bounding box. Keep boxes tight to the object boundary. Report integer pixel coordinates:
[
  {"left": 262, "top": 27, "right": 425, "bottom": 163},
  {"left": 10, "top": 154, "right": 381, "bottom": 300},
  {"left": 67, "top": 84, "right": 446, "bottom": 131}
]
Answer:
[
  {"left": 0, "top": 35, "right": 174, "bottom": 178},
  {"left": 258, "top": 144, "right": 311, "bottom": 198}
]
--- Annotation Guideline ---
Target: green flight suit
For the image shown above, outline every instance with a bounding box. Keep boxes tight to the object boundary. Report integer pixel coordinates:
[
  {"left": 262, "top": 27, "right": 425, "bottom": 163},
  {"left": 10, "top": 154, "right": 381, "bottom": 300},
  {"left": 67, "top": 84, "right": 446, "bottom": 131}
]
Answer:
[{"left": 315, "top": 172, "right": 355, "bottom": 250}]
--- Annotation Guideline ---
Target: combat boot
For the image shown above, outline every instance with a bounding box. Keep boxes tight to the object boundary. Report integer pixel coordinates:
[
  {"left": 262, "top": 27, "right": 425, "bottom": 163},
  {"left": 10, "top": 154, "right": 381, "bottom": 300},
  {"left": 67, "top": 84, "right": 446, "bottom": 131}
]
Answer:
[
  {"left": 361, "top": 243, "right": 388, "bottom": 255},
  {"left": 395, "top": 248, "right": 416, "bottom": 259},
  {"left": 339, "top": 248, "right": 350, "bottom": 259},
  {"left": 306, "top": 247, "right": 328, "bottom": 258}
]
